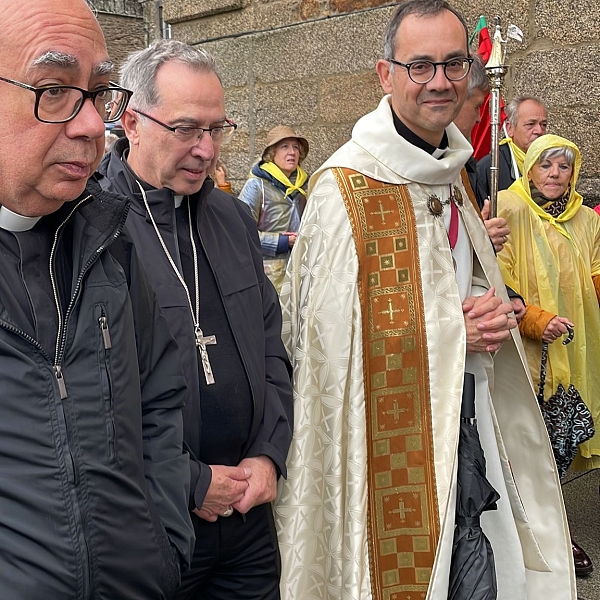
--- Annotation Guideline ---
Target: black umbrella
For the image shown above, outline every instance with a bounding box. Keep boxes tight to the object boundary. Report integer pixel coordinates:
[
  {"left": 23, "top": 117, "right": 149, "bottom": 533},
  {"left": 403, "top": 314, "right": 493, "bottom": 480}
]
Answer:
[
  {"left": 447, "top": 373, "right": 500, "bottom": 600},
  {"left": 537, "top": 326, "right": 594, "bottom": 480}
]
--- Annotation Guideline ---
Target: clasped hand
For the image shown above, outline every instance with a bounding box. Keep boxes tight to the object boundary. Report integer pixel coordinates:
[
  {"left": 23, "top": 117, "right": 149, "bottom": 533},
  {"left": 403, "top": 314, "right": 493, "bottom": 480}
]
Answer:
[
  {"left": 463, "top": 287, "right": 517, "bottom": 353},
  {"left": 194, "top": 456, "right": 277, "bottom": 522}
]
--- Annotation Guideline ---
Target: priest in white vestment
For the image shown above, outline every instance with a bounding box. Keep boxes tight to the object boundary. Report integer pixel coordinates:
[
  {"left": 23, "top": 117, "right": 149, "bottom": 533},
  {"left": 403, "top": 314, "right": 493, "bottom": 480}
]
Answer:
[{"left": 274, "top": 2, "right": 575, "bottom": 599}]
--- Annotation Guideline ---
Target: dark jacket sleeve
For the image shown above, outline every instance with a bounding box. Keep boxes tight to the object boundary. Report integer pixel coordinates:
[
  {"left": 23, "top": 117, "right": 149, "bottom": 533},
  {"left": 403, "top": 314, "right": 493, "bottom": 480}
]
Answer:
[
  {"left": 122, "top": 243, "right": 195, "bottom": 570},
  {"left": 236, "top": 200, "right": 294, "bottom": 478},
  {"left": 246, "top": 271, "right": 294, "bottom": 477},
  {"left": 188, "top": 448, "right": 212, "bottom": 511}
]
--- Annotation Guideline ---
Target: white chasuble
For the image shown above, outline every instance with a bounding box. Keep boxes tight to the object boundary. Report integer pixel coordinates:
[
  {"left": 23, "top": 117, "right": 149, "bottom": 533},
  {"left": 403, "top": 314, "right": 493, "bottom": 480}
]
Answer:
[{"left": 275, "top": 96, "right": 575, "bottom": 600}]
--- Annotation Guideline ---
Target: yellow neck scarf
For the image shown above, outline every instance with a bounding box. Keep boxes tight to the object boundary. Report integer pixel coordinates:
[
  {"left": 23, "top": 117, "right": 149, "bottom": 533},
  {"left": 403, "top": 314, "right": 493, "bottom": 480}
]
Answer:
[
  {"left": 507, "top": 134, "right": 583, "bottom": 239},
  {"left": 260, "top": 162, "right": 308, "bottom": 198},
  {"left": 499, "top": 137, "right": 526, "bottom": 176}
]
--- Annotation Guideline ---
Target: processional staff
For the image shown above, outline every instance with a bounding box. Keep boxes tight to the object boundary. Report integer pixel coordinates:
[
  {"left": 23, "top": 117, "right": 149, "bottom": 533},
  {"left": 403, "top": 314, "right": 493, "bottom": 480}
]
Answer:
[{"left": 485, "top": 17, "right": 522, "bottom": 217}]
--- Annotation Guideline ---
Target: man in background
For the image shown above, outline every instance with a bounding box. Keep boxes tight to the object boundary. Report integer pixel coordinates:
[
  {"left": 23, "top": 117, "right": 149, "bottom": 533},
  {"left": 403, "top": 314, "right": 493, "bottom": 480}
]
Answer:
[{"left": 476, "top": 95, "right": 548, "bottom": 203}]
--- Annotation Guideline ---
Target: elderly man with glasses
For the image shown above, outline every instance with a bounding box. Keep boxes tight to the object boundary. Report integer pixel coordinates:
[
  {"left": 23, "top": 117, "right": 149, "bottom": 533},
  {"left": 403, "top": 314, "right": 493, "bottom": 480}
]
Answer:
[
  {"left": 0, "top": 0, "right": 195, "bottom": 597},
  {"left": 98, "top": 39, "right": 293, "bottom": 600},
  {"left": 275, "top": 1, "right": 575, "bottom": 599}
]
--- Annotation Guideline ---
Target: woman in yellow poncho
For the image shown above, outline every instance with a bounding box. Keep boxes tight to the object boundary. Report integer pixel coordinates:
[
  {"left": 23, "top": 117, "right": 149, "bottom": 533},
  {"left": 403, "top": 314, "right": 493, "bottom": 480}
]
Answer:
[{"left": 497, "top": 134, "right": 600, "bottom": 576}]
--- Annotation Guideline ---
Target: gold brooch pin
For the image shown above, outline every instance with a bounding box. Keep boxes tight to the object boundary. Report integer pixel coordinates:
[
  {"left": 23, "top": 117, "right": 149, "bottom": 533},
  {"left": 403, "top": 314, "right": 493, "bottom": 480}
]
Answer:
[{"left": 427, "top": 194, "right": 443, "bottom": 217}]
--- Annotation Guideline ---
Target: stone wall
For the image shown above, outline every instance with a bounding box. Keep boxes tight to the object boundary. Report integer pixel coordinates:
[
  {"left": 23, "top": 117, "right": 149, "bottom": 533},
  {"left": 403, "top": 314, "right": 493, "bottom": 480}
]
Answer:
[
  {"left": 92, "top": 1, "right": 146, "bottom": 72},
  {"left": 143, "top": 0, "right": 600, "bottom": 202},
  {"left": 90, "top": 0, "right": 142, "bottom": 16}
]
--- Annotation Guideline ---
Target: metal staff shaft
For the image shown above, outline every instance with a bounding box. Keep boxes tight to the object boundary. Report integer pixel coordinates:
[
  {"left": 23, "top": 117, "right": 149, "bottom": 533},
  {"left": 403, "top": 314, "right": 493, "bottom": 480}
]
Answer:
[
  {"left": 487, "top": 67, "right": 505, "bottom": 218},
  {"left": 484, "top": 16, "right": 517, "bottom": 218}
]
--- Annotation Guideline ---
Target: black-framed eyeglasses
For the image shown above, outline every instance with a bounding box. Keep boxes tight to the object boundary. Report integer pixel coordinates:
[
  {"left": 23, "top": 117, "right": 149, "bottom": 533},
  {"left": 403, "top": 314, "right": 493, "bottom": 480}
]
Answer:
[
  {"left": 132, "top": 109, "right": 237, "bottom": 143},
  {"left": 386, "top": 57, "right": 473, "bottom": 84},
  {"left": 0, "top": 76, "right": 132, "bottom": 124}
]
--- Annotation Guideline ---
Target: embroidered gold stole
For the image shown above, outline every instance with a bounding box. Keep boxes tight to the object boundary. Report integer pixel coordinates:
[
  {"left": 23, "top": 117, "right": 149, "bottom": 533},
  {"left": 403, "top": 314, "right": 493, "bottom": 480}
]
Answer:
[{"left": 333, "top": 167, "right": 440, "bottom": 600}]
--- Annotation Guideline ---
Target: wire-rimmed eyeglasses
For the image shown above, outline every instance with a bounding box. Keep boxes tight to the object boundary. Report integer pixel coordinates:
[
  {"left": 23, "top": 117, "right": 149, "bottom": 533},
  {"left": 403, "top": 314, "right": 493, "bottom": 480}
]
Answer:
[
  {"left": 386, "top": 57, "right": 473, "bottom": 84},
  {"left": 0, "top": 76, "right": 132, "bottom": 124},
  {"left": 132, "top": 109, "right": 238, "bottom": 143}
]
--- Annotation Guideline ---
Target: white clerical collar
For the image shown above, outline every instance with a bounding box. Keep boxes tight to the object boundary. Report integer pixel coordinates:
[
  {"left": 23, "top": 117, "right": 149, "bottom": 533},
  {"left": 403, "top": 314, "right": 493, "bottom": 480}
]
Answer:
[
  {"left": 0, "top": 205, "right": 42, "bottom": 232},
  {"left": 174, "top": 195, "right": 184, "bottom": 208}
]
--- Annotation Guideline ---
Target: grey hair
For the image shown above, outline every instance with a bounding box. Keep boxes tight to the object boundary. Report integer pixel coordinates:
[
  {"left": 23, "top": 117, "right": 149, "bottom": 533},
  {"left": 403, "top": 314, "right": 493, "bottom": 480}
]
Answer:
[
  {"left": 119, "top": 39, "right": 221, "bottom": 111},
  {"left": 467, "top": 54, "right": 489, "bottom": 97},
  {"left": 32, "top": 51, "right": 78, "bottom": 69},
  {"left": 505, "top": 96, "right": 546, "bottom": 128},
  {"left": 383, "top": 0, "right": 470, "bottom": 61},
  {"left": 537, "top": 146, "right": 575, "bottom": 167}
]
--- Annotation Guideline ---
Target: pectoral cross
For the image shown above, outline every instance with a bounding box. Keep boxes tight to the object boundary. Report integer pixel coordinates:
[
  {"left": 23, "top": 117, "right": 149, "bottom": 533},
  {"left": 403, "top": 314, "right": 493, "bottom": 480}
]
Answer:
[{"left": 195, "top": 326, "right": 217, "bottom": 385}]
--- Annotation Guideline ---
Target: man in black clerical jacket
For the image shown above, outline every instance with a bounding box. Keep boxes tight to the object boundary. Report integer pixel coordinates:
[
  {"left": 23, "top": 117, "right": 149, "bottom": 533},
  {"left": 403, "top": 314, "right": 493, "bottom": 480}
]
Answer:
[{"left": 98, "top": 39, "right": 293, "bottom": 600}]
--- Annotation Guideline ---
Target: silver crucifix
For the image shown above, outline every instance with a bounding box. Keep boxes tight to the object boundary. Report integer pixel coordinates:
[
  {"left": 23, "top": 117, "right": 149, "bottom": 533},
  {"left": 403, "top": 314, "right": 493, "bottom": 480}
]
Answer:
[{"left": 195, "top": 326, "right": 217, "bottom": 385}]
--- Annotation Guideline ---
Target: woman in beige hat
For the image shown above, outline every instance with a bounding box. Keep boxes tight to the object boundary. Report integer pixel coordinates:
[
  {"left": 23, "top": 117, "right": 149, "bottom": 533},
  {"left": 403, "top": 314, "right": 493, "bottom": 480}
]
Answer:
[{"left": 239, "top": 125, "right": 309, "bottom": 292}]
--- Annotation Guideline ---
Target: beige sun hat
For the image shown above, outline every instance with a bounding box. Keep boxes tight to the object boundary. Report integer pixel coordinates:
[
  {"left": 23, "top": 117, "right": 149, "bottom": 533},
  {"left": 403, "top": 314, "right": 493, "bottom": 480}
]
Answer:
[{"left": 262, "top": 125, "right": 309, "bottom": 161}]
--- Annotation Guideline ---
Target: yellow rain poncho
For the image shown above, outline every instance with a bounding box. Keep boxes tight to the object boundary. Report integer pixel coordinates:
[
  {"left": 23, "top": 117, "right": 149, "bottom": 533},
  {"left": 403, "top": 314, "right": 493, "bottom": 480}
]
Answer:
[{"left": 497, "top": 134, "right": 600, "bottom": 469}]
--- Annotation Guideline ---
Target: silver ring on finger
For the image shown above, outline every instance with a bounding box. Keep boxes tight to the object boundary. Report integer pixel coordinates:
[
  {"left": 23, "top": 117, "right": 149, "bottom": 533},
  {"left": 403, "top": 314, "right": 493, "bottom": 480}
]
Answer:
[{"left": 221, "top": 506, "right": 234, "bottom": 517}]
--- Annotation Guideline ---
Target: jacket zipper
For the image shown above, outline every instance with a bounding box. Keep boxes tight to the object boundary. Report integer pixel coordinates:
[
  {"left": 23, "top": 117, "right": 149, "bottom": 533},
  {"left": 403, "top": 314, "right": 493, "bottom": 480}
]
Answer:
[
  {"left": 99, "top": 307, "right": 117, "bottom": 463},
  {"left": 46, "top": 195, "right": 128, "bottom": 599},
  {"left": 50, "top": 199, "right": 129, "bottom": 390},
  {"left": 49, "top": 196, "right": 90, "bottom": 397},
  {"left": 0, "top": 319, "right": 52, "bottom": 361},
  {"left": 99, "top": 314, "right": 112, "bottom": 349}
]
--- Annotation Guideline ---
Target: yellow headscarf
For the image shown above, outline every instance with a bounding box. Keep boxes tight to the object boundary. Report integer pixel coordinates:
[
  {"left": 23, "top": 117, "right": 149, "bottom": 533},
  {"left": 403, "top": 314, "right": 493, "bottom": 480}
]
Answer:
[
  {"left": 260, "top": 161, "right": 308, "bottom": 198},
  {"left": 507, "top": 134, "right": 582, "bottom": 238}
]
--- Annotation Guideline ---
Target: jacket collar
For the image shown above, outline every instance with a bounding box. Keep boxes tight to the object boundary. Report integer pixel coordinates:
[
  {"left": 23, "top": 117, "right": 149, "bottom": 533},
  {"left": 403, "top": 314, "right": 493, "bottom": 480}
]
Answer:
[{"left": 79, "top": 175, "right": 131, "bottom": 252}]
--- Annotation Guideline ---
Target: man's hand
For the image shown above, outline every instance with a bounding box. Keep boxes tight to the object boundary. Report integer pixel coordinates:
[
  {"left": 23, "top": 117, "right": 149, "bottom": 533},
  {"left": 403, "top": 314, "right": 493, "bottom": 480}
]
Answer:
[
  {"left": 463, "top": 287, "right": 517, "bottom": 353},
  {"left": 481, "top": 199, "right": 510, "bottom": 253},
  {"left": 231, "top": 456, "right": 277, "bottom": 515},
  {"left": 193, "top": 465, "right": 251, "bottom": 522},
  {"left": 542, "top": 315, "right": 574, "bottom": 344}
]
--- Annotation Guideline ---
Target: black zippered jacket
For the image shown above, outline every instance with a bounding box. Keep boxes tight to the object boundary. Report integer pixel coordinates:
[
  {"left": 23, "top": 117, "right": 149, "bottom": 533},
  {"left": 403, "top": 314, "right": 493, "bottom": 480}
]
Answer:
[
  {"left": 0, "top": 179, "right": 194, "bottom": 599},
  {"left": 98, "top": 141, "right": 293, "bottom": 509}
]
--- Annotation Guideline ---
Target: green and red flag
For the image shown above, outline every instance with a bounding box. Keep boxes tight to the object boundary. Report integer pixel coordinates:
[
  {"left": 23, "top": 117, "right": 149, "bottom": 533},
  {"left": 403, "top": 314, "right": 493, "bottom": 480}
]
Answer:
[
  {"left": 470, "top": 15, "right": 493, "bottom": 62},
  {"left": 469, "top": 16, "right": 506, "bottom": 160}
]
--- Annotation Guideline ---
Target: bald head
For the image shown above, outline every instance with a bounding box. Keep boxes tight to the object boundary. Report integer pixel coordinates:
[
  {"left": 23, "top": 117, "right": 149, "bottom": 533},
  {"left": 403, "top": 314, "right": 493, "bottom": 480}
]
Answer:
[
  {"left": 0, "top": 0, "right": 111, "bottom": 216},
  {"left": 1, "top": 0, "right": 108, "bottom": 75}
]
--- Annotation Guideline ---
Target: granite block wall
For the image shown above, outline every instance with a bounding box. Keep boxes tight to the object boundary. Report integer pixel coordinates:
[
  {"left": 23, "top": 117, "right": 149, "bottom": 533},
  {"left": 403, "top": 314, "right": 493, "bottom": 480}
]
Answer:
[{"left": 136, "top": 0, "right": 600, "bottom": 201}]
